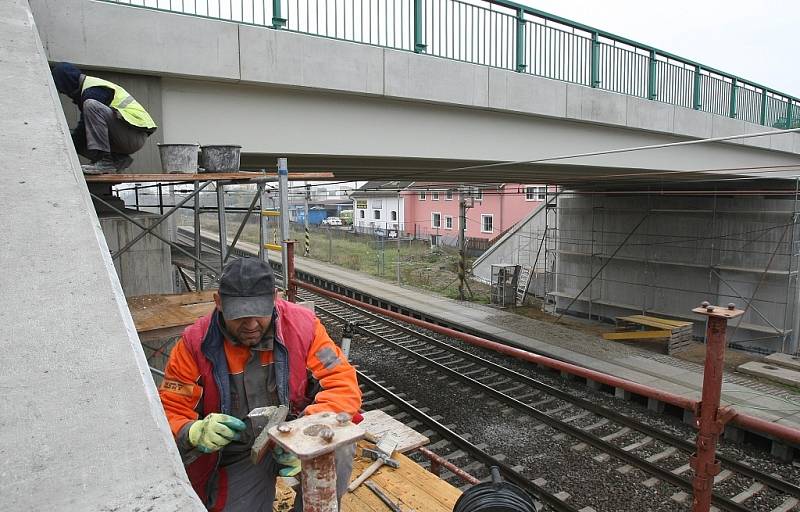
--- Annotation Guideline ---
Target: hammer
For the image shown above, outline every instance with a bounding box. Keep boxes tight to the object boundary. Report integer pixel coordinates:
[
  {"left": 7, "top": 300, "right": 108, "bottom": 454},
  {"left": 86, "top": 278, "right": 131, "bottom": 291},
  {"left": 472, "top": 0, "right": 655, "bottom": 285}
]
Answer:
[
  {"left": 347, "top": 436, "right": 399, "bottom": 492},
  {"left": 248, "top": 405, "right": 289, "bottom": 464}
]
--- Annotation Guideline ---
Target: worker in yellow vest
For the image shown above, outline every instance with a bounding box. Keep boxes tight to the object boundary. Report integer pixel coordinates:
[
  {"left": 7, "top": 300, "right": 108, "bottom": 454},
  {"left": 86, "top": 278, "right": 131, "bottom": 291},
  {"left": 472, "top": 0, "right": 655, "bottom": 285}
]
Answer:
[{"left": 52, "top": 62, "right": 157, "bottom": 175}]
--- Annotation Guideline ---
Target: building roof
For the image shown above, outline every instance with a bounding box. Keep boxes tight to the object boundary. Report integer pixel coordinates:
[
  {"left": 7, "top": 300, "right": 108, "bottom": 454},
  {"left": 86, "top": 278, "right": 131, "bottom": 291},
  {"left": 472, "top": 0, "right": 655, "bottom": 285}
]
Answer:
[{"left": 350, "top": 180, "right": 413, "bottom": 198}]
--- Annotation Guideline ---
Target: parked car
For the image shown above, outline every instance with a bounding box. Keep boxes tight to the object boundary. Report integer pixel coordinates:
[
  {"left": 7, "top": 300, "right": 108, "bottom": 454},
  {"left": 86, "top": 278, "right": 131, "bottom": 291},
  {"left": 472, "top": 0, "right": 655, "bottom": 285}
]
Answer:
[{"left": 322, "top": 216, "right": 343, "bottom": 226}]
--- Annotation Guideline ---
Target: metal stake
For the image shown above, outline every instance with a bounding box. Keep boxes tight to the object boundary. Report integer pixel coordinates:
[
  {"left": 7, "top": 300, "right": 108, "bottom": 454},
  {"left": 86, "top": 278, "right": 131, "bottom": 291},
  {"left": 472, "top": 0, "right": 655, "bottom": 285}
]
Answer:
[
  {"left": 278, "top": 158, "right": 290, "bottom": 286},
  {"left": 690, "top": 302, "right": 743, "bottom": 512},
  {"left": 216, "top": 182, "right": 228, "bottom": 271},
  {"left": 194, "top": 180, "right": 203, "bottom": 290}
]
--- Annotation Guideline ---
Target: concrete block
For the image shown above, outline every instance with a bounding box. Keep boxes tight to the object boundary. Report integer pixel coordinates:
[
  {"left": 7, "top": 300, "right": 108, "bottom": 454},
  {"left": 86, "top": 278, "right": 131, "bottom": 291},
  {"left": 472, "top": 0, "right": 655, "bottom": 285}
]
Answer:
[
  {"left": 771, "top": 441, "right": 794, "bottom": 462},
  {"left": 586, "top": 379, "right": 603, "bottom": 391},
  {"left": 240, "top": 27, "right": 384, "bottom": 95},
  {"left": 771, "top": 132, "right": 796, "bottom": 153},
  {"left": 385, "top": 50, "right": 488, "bottom": 107},
  {"left": 683, "top": 408, "right": 696, "bottom": 427},
  {"left": 614, "top": 387, "right": 632, "bottom": 400},
  {"left": 31, "top": 0, "right": 240, "bottom": 80},
  {"left": 741, "top": 121, "right": 772, "bottom": 149},
  {"left": 566, "top": 85, "right": 627, "bottom": 126},
  {"left": 488, "top": 68, "right": 567, "bottom": 118},
  {"left": 723, "top": 424, "right": 745, "bottom": 443},
  {"left": 673, "top": 107, "right": 713, "bottom": 139},
  {"left": 737, "top": 361, "right": 800, "bottom": 389},
  {"left": 647, "top": 397, "right": 665, "bottom": 413},
  {"left": 764, "top": 352, "right": 800, "bottom": 371},
  {"left": 626, "top": 96, "right": 674, "bottom": 133},
  {"left": 711, "top": 115, "right": 746, "bottom": 142}
]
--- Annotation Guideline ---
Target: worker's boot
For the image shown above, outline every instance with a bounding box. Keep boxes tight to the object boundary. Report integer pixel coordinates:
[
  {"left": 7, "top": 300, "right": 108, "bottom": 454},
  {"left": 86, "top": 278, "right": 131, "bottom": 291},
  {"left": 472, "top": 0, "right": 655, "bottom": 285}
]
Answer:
[
  {"left": 112, "top": 154, "right": 133, "bottom": 172},
  {"left": 81, "top": 154, "right": 118, "bottom": 175}
]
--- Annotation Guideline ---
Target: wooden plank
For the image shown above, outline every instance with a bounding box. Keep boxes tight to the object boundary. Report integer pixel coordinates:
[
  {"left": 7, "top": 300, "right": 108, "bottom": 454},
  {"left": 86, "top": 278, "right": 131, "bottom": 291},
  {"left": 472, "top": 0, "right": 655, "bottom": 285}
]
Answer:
[
  {"left": 360, "top": 410, "right": 429, "bottom": 454},
  {"left": 617, "top": 316, "right": 678, "bottom": 330},
  {"left": 346, "top": 446, "right": 459, "bottom": 512},
  {"left": 85, "top": 171, "right": 334, "bottom": 183},
  {"left": 621, "top": 315, "right": 692, "bottom": 328},
  {"left": 128, "top": 291, "right": 216, "bottom": 334},
  {"left": 603, "top": 330, "right": 672, "bottom": 340}
]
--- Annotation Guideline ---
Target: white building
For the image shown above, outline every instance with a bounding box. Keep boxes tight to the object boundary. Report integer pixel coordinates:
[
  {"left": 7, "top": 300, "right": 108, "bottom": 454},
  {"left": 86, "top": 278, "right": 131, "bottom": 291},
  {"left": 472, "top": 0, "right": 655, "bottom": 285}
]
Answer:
[{"left": 350, "top": 180, "right": 411, "bottom": 232}]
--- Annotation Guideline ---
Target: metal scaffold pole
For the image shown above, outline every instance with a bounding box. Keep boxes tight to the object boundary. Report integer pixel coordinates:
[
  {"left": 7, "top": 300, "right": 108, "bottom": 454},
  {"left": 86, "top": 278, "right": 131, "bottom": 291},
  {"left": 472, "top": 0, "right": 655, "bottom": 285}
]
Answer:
[
  {"left": 194, "top": 180, "right": 202, "bottom": 291},
  {"left": 278, "top": 158, "right": 290, "bottom": 287},
  {"left": 258, "top": 182, "right": 267, "bottom": 262},
  {"left": 304, "top": 183, "right": 311, "bottom": 257},
  {"left": 216, "top": 182, "right": 228, "bottom": 271}
]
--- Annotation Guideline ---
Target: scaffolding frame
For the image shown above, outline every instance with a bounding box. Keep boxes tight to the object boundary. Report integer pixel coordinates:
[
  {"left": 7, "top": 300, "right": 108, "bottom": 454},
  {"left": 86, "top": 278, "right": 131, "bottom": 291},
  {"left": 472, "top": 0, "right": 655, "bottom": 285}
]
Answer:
[{"left": 533, "top": 188, "right": 800, "bottom": 354}]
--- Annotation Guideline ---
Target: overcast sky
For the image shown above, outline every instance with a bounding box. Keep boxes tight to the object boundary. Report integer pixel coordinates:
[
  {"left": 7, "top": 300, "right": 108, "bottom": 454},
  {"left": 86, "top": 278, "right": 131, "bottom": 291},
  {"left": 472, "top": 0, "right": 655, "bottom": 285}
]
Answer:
[{"left": 525, "top": 0, "right": 799, "bottom": 96}]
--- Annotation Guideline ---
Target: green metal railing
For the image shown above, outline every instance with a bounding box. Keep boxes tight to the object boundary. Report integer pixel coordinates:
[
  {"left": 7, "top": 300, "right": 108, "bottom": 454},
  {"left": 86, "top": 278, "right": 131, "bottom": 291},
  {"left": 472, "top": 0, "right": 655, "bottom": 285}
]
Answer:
[{"left": 103, "top": 0, "right": 798, "bottom": 129}]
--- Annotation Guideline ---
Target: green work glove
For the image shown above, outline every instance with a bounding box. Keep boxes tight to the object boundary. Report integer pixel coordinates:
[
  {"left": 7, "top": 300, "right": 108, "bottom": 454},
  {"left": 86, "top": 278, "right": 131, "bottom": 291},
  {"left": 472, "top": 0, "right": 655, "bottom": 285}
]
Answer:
[
  {"left": 188, "top": 413, "right": 247, "bottom": 453},
  {"left": 273, "top": 446, "right": 302, "bottom": 477}
]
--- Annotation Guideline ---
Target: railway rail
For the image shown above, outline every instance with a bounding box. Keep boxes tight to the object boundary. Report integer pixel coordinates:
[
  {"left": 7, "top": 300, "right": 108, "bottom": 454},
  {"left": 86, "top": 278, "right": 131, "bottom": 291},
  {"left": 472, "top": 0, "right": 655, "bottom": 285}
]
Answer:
[{"left": 302, "top": 288, "right": 800, "bottom": 512}]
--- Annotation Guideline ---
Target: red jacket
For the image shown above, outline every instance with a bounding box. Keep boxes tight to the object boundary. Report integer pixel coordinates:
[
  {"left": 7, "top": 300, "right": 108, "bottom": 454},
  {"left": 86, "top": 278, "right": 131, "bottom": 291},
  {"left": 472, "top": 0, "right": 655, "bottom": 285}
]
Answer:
[{"left": 158, "top": 299, "right": 360, "bottom": 506}]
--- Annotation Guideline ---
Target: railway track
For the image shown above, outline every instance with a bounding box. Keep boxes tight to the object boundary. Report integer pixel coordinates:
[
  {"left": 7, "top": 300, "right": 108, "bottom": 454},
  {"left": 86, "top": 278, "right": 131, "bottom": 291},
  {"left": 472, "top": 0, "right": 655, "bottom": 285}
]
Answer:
[
  {"left": 301, "top": 288, "right": 800, "bottom": 512},
  {"left": 174, "top": 227, "right": 800, "bottom": 510}
]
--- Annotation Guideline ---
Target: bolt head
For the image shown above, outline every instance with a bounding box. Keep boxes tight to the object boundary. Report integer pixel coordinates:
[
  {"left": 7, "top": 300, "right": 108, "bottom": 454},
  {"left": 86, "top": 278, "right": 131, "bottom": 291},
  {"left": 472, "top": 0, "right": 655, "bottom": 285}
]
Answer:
[
  {"left": 335, "top": 412, "right": 351, "bottom": 425},
  {"left": 701, "top": 301, "right": 710, "bottom": 308},
  {"left": 727, "top": 303, "right": 736, "bottom": 310},
  {"left": 277, "top": 423, "right": 292, "bottom": 434},
  {"left": 706, "top": 306, "right": 715, "bottom": 313},
  {"left": 319, "top": 426, "right": 335, "bottom": 442}
]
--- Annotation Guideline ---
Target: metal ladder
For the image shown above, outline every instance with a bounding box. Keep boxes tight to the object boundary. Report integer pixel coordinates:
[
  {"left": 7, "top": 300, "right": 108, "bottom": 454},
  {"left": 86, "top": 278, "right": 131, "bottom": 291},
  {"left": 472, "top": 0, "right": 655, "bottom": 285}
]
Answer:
[{"left": 516, "top": 265, "right": 533, "bottom": 306}]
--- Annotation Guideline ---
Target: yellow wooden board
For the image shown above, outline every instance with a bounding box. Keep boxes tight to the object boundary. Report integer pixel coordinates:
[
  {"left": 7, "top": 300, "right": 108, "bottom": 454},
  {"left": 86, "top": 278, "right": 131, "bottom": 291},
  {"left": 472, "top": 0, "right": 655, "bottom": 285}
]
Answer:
[
  {"left": 618, "top": 315, "right": 692, "bottom": 330},
  {"left": 274, "top": 441, "right": 461, "bottom": 512},
  {"left": 603, "top": 330, "right": 672, "bottom": 340}
]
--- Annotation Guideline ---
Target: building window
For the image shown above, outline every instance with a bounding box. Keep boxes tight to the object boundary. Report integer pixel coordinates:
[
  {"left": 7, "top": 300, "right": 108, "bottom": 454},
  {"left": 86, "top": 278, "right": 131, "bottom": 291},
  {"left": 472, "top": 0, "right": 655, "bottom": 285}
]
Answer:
[
  {"left": 432, "top": 191, "right": 439, "bottom": 201},
  {"left": 468, "top": 187, "right": 483, "bottom": 201},
  {"left": 445, "top": 189, "right": 453, "bottom": 200},
  {"left": 445, "top": 216, "right": 453, "bottom": 229},
  {"left": 481, "top": 214, "right": 493, "bottom": 233},
  {"left": 373, "top": 199, "right": 383, "bottom": 209},
  {"left": 359, "top": 210, "right": 365, "bottom": 219},
  {"left": 419, "top": 191, "right": 426, "bottom": 200},
  {"left": 391, "top": 210, "right": 397, "bottom": 221},
  {"left": 526, "top": 186, "right": 546, "bottom": 201},
  {"left": 432, "top": 212, "right": 441, "bottom": 228},
  {"left": 374, "top": 210, "right": 381, "bottom": 220}
]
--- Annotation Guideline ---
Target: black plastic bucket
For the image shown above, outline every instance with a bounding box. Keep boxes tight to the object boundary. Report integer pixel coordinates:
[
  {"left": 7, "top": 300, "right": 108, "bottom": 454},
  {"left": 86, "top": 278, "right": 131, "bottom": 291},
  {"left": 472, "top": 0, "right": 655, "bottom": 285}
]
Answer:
[{"left": 453, "top": 467, "right": 540, "bottom": 512}]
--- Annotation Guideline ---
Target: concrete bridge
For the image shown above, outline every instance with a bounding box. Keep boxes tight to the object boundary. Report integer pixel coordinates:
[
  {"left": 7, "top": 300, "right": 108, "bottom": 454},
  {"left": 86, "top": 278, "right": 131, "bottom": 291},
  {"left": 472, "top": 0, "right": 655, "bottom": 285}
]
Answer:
[{"left": 30, "top": 0, "right": 800, "bottom": 179}]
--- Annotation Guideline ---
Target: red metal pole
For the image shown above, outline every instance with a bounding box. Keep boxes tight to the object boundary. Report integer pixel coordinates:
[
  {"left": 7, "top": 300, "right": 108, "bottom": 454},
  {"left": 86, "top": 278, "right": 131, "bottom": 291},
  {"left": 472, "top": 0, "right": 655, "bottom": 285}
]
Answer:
[
  {"left": 300, "top": 451, "right": 338, "bottom": 512},
  {"left": 417, "top": 446, "right": 479, "bottom": 484},
  {"left": 690, "top": 303, "right": 743, "bottom": 512},
  {"left": 297, "top": 281, "right": 800, "bottom": 447},
  {"left": 286, "top": 240, "right": 296, "bottom": 303}
]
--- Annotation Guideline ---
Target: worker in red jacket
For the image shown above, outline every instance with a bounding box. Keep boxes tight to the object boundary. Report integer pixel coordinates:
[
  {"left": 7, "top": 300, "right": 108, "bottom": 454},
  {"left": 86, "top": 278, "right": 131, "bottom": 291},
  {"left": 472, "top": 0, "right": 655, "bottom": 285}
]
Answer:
[{"left": 159, "top": 257, "right": 361, "bottom": 510}]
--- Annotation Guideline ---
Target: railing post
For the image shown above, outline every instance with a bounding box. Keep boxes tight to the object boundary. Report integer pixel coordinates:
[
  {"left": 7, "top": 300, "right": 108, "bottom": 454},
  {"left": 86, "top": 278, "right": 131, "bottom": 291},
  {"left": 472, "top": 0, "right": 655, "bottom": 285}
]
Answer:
[
  {"left": 787, "top": 99, "right": 795, "bottom": 129},
  {"left": 414, "top": 0, "right": 426, "bottom": 53},
  {"left": 693, "top": 65, "right": 702, "bottom": 110},
  {"left": 729, "top": 78, "right": 738, "bottom": 118},
  {"left": 515, "top": 9, "right": 526, "bottom": 72},
  {"left": 760, "top": 88, "right": 768, "bottom": 126},
  {"left": 590, "top": 32, "right": 600, "bottom": 88},
  {"left": 272, "top": 0, "right": 285, "bottom": 29},
  {"left": 647, "top": 50, "right": 657, "bottom": 100}
]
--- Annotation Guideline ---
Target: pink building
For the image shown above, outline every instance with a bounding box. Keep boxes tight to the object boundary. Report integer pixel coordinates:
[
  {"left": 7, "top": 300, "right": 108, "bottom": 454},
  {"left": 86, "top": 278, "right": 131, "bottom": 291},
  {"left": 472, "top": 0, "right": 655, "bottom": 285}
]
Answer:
[{"left": 402, "top": 183, "right": 546, "bottom": 241}]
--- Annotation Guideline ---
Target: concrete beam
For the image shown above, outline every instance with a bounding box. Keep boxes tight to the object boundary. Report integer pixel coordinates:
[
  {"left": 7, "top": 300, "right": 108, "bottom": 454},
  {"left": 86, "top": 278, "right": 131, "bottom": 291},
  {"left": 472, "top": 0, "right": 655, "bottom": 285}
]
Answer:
[
  {"left": 29, "top": 0, "right": 800, "bottom": 164},
  {"left": 0, "top": 1, "right": 203, "bottom": 509}
]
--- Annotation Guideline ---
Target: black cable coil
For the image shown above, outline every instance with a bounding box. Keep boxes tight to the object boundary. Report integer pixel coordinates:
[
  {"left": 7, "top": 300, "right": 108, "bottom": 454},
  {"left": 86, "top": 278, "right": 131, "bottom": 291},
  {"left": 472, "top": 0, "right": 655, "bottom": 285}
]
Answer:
[{"left": 453, "top": 467, "right": 540, "bottom": 512}]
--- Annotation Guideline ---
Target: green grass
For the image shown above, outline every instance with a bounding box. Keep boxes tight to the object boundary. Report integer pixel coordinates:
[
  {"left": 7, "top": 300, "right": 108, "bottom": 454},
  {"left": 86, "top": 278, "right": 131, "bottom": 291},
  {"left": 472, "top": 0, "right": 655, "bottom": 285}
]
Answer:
[{"left": 197, "top": 215, "right": 490, "bottom": 303}]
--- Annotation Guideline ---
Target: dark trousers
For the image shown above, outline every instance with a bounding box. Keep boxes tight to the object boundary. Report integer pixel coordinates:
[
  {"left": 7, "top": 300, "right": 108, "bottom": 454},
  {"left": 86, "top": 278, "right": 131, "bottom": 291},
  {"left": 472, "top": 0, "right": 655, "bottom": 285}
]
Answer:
[{"left": 72, "top": 99, "right": 148, "bottom": 160}]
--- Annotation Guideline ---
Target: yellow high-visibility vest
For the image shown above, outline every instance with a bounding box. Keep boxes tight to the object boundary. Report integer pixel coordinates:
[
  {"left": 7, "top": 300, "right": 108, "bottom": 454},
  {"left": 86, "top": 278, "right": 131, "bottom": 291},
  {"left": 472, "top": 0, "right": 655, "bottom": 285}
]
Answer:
[{"left": 81, "top": 76, "right": 157, "bottom": 130}]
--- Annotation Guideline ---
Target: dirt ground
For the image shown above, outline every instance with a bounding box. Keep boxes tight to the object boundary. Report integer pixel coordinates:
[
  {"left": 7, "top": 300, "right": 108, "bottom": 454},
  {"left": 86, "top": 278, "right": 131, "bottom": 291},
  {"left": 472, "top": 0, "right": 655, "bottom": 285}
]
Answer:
[{"left": 512, "top": 303, "right": 762, "bottom": 373}]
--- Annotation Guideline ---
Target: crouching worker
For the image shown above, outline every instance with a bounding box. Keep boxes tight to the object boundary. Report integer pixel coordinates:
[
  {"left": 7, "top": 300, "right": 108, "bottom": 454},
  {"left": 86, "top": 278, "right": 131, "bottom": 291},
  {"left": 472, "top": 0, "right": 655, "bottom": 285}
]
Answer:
[
  {"left": 158, "top": 257, "right": 361, "bottom": 510},
  {"left": 51, "top": 62, "right": 157, "bottom": 175}
]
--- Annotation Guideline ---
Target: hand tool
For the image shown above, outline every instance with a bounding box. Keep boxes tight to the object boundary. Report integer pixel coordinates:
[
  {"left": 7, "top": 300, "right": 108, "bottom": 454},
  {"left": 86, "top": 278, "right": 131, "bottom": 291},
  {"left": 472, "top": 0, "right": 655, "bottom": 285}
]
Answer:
[
  {"left": 365, "top": 480, "right": 405, "bottom": 512},
  {"left": 248, "top": 405, "right": 289, "bottom": 464},
  {"left": 347, "top": 433, "right": 399, "bottom": 492}
]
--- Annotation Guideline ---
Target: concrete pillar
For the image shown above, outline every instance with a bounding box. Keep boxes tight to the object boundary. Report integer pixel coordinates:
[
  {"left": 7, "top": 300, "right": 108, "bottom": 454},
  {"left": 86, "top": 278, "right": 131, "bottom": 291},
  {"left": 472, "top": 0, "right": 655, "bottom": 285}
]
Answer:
[
  {"left": 647, "top": 398, "right": 665, "bottom": 413},
  {"left": 771, "top": 441, "right": 794, "bottom": 463},
  {"left": 614, "top": 387, "right": 632, "bottom": 400},
  {"left": 682, "top": 408, "right": 696, "bottom": 427},
  {"left": 586, "top": 380, "right": 602, "bottom": 391},
  {"left": 723, "top": 424, "right": 745, "bottom": 444}
]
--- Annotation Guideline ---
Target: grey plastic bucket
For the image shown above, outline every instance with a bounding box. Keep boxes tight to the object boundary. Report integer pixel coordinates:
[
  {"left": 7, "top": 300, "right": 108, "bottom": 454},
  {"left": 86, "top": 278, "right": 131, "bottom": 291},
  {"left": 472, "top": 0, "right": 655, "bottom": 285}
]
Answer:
[
  {"left": 158, "top": 143, "right": 199, "bottom": 173},
  {"left": 200, "top": 145, "right": 241, "bottom": 173}
]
